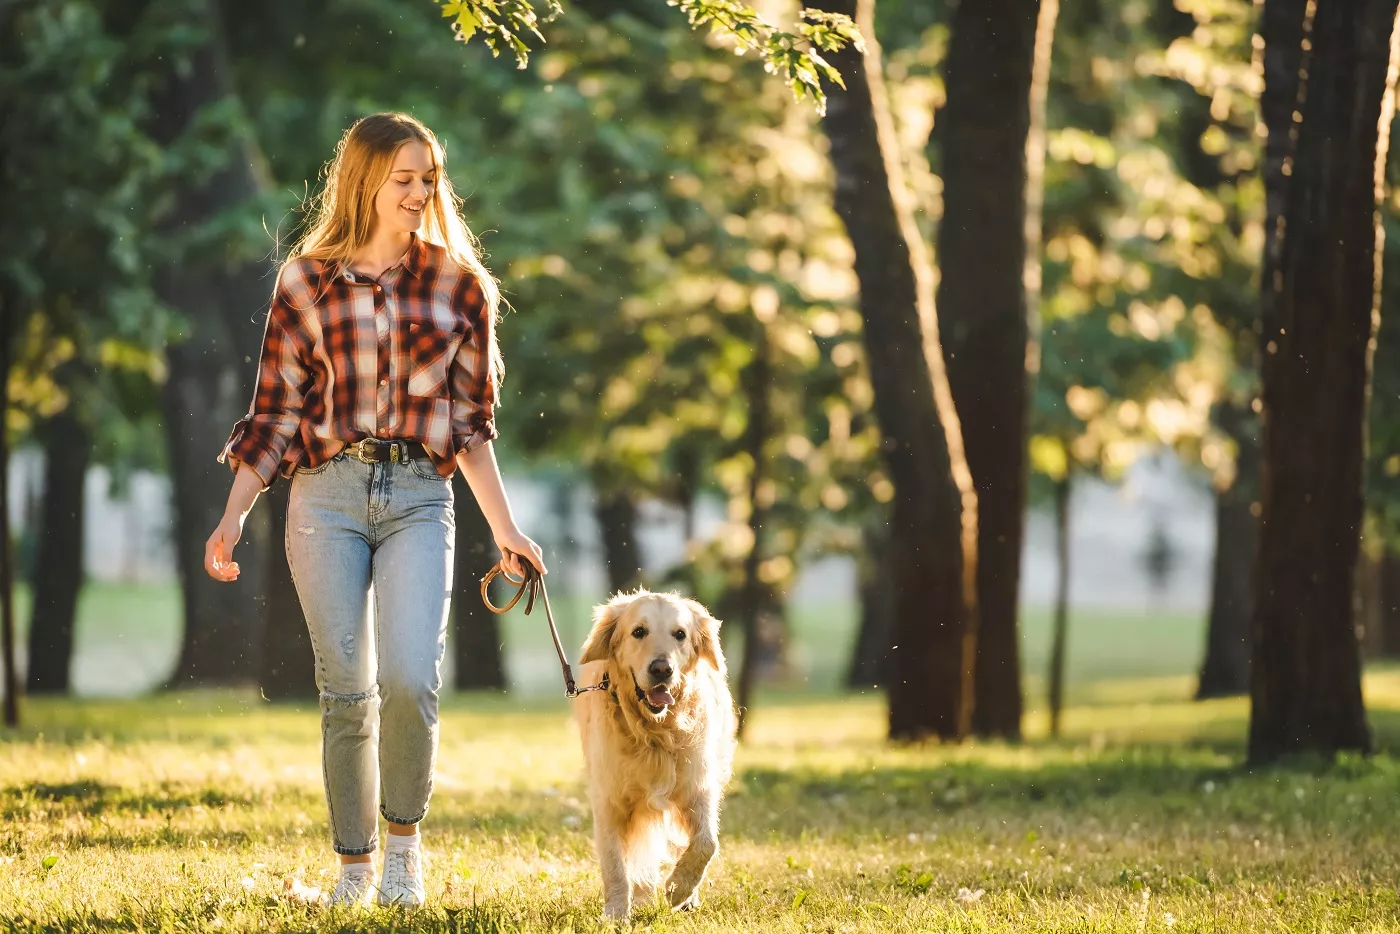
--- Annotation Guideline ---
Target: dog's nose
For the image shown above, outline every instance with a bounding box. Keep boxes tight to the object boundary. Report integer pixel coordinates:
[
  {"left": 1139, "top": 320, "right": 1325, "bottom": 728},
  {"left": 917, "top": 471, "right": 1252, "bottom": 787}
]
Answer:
[{"left": 648, "top": 659, "right": 673, "bottom": 683}]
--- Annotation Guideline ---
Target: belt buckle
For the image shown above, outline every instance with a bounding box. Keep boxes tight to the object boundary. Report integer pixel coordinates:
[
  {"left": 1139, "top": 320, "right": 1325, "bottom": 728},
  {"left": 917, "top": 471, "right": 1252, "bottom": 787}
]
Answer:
[{"left": 352, "top": 439, "right": 377, "bottom": 464}]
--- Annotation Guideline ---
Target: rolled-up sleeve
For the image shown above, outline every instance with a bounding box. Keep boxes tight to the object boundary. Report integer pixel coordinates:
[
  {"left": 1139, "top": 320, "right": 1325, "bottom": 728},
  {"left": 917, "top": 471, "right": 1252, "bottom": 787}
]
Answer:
[
  {"left": 217, "top": 286, "right": 310, "bottom": 489},
  {"left": 449, "top": 275, "right": 499, "bottom": 456}
]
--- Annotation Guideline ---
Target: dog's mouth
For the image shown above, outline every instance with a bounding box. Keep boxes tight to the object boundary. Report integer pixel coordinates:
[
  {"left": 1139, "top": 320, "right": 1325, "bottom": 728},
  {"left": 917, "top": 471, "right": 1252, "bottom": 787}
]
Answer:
[{"left": 635, "top": 682, "right": 675, "bottom": 714}]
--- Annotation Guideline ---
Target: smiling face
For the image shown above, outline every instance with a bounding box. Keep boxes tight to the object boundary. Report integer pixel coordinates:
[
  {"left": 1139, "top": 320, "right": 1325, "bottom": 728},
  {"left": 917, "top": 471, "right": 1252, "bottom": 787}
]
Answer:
[
  {"left": 581, "top": 592, "right": 724, "bottom": 718},
  {"left": 371, "top": 141, "right": 435, "bottom": 236}
]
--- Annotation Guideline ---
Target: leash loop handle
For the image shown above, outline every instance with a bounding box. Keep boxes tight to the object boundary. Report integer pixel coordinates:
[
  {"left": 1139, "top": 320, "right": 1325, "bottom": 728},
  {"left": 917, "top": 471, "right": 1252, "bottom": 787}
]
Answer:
[{"left": 480, "top": 550, "right": 609, "bottom": 698}]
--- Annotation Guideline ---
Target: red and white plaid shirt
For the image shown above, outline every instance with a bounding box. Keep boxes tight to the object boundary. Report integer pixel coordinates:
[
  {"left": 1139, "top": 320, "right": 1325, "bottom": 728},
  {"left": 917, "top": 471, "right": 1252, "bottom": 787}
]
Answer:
[{"left": 219, "top": 235, "right": 498, "bottom": 486}]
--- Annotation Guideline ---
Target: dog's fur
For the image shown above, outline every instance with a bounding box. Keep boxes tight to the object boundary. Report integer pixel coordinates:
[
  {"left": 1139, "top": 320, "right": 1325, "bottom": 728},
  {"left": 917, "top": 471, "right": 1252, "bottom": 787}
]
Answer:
[{"left": 573, "top": 590, "right": 736, "bottom": 919}]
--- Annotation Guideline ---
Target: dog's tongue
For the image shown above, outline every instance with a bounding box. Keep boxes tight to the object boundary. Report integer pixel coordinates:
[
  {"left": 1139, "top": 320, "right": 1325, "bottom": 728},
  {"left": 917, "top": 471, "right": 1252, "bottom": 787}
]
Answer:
[{"left": 646, "top": 686, "right": 675, "bottom": 707}]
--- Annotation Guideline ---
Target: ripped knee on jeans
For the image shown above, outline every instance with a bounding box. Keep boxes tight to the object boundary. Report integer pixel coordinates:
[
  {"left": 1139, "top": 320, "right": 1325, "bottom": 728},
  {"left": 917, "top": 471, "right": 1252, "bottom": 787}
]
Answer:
[{"left": 321, "top": 686, "right": 379, "bottom": 710}]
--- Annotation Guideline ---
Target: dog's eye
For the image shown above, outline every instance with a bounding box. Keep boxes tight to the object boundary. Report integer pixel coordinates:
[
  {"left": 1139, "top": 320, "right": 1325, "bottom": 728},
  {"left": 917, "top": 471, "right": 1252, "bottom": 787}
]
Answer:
[
  {"left": 631, "top": 627, "right": 647, "bottom": 640},
  {"left": 674, "top": 630, "right": 686, "bottom": 641}
]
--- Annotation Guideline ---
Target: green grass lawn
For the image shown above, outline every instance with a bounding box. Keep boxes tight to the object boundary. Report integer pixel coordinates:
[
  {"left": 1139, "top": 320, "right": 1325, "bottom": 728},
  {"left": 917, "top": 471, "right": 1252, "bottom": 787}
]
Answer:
[{"left": 5, "top": 672, "right": 1400, "bottom": 931}]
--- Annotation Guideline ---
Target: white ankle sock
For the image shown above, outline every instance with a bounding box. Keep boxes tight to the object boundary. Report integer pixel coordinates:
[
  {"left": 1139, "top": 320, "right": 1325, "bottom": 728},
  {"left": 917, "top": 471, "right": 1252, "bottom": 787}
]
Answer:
[
  {"left": 341, "top": 862, "right": 375, "bottom": 877},
  {"left": 386, "top": 831, "right": 420, "bottom": 852}
]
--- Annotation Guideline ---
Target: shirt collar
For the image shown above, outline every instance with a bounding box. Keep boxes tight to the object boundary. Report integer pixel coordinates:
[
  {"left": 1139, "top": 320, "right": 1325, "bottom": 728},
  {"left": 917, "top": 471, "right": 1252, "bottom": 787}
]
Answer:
[
  {"left": 402, "top": 233, "right": 426, "bottom": 278},
  {"left": 339, "top": 235, "right": 425, "bottom": 283}
]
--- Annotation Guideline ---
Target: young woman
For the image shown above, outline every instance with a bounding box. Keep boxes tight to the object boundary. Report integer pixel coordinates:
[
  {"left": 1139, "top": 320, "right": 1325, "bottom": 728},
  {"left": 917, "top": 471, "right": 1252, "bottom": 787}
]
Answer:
[{"left": 203, "top": 112, "right": 545, "bottom": 908}]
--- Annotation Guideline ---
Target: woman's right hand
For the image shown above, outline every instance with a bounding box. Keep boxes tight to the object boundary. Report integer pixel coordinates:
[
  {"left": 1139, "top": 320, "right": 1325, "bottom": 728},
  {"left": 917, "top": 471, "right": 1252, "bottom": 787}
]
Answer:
[{"left": 204, "top": 511, "right": 246, "bottom": 582}]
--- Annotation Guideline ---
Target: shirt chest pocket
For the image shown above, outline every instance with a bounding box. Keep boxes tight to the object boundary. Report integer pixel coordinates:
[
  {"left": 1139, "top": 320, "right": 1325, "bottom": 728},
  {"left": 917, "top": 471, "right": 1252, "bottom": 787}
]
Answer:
[{"left": 404, "top": 317, "right": 463, "bottom": 398}]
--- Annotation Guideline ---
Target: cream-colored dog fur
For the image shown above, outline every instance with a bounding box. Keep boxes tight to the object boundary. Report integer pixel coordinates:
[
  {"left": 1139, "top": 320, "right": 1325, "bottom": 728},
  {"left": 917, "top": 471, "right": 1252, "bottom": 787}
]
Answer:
[{"left": 573, "top": 590, "right": 736, "bottom": 920}]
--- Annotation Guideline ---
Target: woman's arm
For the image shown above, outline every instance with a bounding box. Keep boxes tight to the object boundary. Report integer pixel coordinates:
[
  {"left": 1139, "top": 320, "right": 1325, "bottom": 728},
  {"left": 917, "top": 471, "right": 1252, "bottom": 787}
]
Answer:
[
  {"left": 204, "top": 465, "right": 266, "bottom": 582},
  {"left": 457, "top": 440, "right": 546, "bottom": 577},
  {"left": 205, "top": 276, "right": 310, "bottom": 582}
]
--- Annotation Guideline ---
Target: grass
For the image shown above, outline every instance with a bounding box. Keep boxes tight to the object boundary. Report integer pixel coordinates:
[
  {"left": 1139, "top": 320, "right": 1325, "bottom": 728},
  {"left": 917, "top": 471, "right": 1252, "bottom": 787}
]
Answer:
[{"left": 6, "top": 672, "right": 1400, "bottom": 931}]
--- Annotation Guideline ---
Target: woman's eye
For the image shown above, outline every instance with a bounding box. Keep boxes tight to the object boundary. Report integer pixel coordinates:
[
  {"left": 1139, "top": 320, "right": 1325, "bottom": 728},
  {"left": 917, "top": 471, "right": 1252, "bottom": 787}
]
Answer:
[
  {"left": 674, "top": 630, "right": 686, "bottom": 641},
  {"left": 631, "top": 627, "right": 646, "bottom": 640}
]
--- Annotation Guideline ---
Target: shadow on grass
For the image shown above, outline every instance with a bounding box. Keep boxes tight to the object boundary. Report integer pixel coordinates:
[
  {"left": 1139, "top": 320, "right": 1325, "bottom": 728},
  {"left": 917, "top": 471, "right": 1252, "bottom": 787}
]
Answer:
[{"left": 0, "top": 780, "right": 318, "bottom": 821}]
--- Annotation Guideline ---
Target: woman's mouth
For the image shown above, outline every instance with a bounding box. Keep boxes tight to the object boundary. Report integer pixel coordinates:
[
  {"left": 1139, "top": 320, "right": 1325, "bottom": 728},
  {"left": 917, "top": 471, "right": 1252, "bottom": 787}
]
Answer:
[{"left": 401, "top": 203, "right": 424, "bottom": 216}]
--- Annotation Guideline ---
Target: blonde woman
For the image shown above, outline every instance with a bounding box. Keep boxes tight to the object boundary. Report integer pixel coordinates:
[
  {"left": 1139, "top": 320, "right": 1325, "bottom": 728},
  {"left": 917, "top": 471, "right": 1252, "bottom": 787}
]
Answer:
[{"left": 203, "top": 112, "right": 545, "bottom": 908}]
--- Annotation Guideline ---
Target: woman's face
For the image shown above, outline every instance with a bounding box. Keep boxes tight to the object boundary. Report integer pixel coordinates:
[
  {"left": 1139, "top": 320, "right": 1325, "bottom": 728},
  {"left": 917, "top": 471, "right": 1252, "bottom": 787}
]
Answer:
[{"left": 372, "top": 141, "right": 435, "bottom": 237}]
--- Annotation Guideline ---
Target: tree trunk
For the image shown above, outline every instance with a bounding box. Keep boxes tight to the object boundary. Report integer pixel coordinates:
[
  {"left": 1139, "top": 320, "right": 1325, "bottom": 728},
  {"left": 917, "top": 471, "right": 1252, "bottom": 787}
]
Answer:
[
  {"left": 812, "top": 0, "right": 979, "bottom": 742},
  {"left": 939, "top": 0, "right": 1057, "bottom": 742},
  {"left": 25, "top": 412, "right": 93, "bottom": 695},
  {"left": 1380, "top": 549, "right": 1400, "bottom": 656},
  {"left": 1047, "top": 472, "right": 1070, "bottom": 738},
  {"left": 142, "top": 0, "right": 276, "bottom": 685},
  {"left": 1196, "top": 402, "right": 1259, "bottom": 699},
  {"left": 594, "top": 487, "right": 643, "bottom": 594},
  {"left": 1248, "top": 0, "right": 1399, "bottom": 763},
  {"left": 258, "top": 482, "right": 315, "bottom": 699},
  {"left": 846, "top": 518, "right": 895, "bottom": 689},
  {"left": 1, "top": 292, "right": 18, "bottom": 726},
  {"left": 735, "top": 329, "right": 771, "bottom": 739},
  {"left": 453, "top": 477, "right": 507, "bottom": 691}
]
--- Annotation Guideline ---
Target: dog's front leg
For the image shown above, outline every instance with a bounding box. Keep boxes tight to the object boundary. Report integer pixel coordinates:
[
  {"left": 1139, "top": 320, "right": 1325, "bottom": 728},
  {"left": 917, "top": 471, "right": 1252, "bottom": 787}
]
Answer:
[
  {"left": 593, "top": 807, "right": 632, "bottom": 920},
  {"left": 666, "top": 792, "right": 718, "bottom": 910}
]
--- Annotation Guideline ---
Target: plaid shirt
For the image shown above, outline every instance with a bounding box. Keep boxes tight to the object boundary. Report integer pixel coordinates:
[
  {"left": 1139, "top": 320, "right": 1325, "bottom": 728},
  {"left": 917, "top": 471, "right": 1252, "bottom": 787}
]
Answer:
[{"left": 219, "top": 235, "right": 498, "bottom": 487}]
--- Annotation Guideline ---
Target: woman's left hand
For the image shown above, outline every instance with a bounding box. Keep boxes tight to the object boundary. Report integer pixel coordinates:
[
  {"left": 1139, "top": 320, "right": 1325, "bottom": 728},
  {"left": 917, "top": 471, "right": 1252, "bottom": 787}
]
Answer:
[{"left": 495, "top": 527, "right": 546, "bottom": 578}]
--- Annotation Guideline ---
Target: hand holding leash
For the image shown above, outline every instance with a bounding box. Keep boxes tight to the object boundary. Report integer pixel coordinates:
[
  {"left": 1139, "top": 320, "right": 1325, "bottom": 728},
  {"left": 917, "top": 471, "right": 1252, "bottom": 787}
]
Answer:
[{"left": 494, "top": 527, "right": 546, "bottom": 579}]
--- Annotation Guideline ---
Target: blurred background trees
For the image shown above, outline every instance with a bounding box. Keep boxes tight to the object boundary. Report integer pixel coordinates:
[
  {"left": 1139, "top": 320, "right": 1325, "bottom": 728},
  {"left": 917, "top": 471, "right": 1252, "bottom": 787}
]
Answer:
[{"left": 2, "top": 0, "right": 1398, "bottom": 757}]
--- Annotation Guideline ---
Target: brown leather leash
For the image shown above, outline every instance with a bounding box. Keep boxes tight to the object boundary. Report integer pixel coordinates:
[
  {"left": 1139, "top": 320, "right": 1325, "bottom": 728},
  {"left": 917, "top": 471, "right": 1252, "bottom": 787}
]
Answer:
[{"left": 479, "top": 554, "right": 609, "bottom": 698}]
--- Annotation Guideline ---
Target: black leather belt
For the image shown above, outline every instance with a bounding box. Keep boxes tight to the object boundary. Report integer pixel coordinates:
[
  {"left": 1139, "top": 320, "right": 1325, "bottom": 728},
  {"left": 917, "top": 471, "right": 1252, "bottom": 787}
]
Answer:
[{"left": 345, "top": 438, "right": 429, "bottom": 464}]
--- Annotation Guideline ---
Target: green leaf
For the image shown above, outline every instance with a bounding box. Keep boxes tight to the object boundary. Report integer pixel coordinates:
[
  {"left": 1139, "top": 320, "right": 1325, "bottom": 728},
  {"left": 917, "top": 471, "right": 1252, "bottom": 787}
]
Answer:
[{"left": 792, "top": 889, "right": 809, "bottom": 909}]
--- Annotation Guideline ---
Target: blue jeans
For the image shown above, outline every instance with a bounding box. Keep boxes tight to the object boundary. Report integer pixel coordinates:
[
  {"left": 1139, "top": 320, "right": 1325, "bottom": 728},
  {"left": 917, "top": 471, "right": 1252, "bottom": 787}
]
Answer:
[{"left": 285, "top": 450, "right": 455, "bottom": 856}]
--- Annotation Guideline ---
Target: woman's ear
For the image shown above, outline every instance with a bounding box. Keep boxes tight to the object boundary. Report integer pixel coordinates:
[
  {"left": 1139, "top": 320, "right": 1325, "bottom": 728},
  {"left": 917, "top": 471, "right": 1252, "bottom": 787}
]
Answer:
[
  {"left": 580, "top": 594, "right": 634, "bottom": 664},
  {"left": 686, "top": 600, "right": 726, "bottom": 678}
]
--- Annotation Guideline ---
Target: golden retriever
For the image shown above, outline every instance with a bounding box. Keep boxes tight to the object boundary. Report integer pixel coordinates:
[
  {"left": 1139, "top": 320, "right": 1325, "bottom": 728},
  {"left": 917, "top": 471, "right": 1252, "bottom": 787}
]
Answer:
[{"left": 573, "top": 590, "right": 736, "bottom": 919}]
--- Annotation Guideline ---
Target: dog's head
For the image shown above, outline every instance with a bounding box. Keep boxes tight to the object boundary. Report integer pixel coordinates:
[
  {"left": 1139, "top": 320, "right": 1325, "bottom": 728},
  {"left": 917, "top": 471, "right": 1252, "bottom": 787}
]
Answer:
[{"left": 579, "top": 590, "right": 724, "bottom": 718}]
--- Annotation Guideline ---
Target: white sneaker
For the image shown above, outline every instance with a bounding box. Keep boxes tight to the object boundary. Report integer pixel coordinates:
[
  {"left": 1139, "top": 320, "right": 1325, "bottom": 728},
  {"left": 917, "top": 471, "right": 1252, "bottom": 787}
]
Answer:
[
  {"left": 327, "top": 866, "right": 376, "bottom": 907},
  {"left": 377, "top": 844, "right": 427, "bottom": 907}
]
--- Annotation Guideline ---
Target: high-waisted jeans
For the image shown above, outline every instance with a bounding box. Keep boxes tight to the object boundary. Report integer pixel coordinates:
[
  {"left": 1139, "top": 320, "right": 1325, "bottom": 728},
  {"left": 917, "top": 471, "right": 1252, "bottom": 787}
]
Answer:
[{"left": 285, "top": 450, "right": 454, "bottom": 856}]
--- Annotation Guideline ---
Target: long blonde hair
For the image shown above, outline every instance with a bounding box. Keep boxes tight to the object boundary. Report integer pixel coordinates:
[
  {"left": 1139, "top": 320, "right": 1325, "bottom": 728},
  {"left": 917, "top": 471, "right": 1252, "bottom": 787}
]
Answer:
[{"left": 290, "top": 112, "right": 503, "bottom": 383}]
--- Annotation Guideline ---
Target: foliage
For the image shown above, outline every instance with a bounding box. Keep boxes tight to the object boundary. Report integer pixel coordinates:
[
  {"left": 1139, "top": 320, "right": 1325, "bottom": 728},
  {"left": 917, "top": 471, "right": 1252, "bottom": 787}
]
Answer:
[
  {"left": 1028, "top": 0, "right": 1257, "bottom": 490},
  {"left": 433, "top": 0, "right": 863, "bottom": 113},
  {"left": 6, "top": 683, "right": 1400, "bottom": 929},
  {"left": 0, "top": 0, "right": 178, "bottom": 472}
]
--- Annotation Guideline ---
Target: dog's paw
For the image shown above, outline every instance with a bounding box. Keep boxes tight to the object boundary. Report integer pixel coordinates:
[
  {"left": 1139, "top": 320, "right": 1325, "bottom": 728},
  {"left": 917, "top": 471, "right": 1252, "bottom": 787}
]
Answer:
[
  {"left": 670, "top": 890, "right": 702, "bottom": 912},
  {"left": 602, "top": 900, "right": 631, "bottom": 921}
]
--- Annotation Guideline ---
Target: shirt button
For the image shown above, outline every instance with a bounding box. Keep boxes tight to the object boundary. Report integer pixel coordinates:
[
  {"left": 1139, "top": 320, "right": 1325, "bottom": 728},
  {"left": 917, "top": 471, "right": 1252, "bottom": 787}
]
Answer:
[
  {"left": 374, "top": 285, "right": 382, "bottom": 294},
  {"left": 380, "top": 378, "right": 389, "bottom": 387}
]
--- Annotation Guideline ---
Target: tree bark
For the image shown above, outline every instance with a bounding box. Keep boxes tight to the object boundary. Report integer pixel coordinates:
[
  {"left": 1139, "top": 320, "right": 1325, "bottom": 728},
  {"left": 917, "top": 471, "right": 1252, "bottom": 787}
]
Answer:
[
  {"left": 1047, "top": 471, "right": 1070, "bottom": 738},
  {"left": 938, "top": 0, "right": 1057, "bottom": 742},
  {"left": 1196, "top": 402, "right": 1259, "bottom": 699},
  {"left": 453, "top": 477, "right": 507, "bottom": 691},
  {"left": 1, "top": 291, "right": 18, "bottom": 726},
  {"left": 1380, "top": 549, "right": 1400, "bottom": 656},
  {"left": 24, "top": 412, "right": 93, "bottom": 695},
  {"left": 735, "top": 329, "right": 771, "bottom": 738},
  {"left": 594, "top": 487, "right": 643, "bottom": 594},
  {"left": 812, "top": 0, "right": 979, "bottom": 742},
  {"left": 140, "top": 0, "right": 276, "bottom": 685},
  {"left": 846, "top": 518, "right": 895, "bottom": 689},
  {"left": 258, "top": 482, "right": 315, "bottom": 699},
  {"left": 1248, "top": 0, "right": 1399, "bottom": 763}
]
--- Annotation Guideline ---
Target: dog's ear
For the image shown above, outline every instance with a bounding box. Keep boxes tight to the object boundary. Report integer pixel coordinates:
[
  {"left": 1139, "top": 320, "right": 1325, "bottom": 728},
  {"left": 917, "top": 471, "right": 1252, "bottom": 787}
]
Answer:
[
  {"left": 580, "top": 594, "right": 633, "bottom": 664},
  {"left": 686, "top": 600, "right": 726, "bottom": 677}
]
